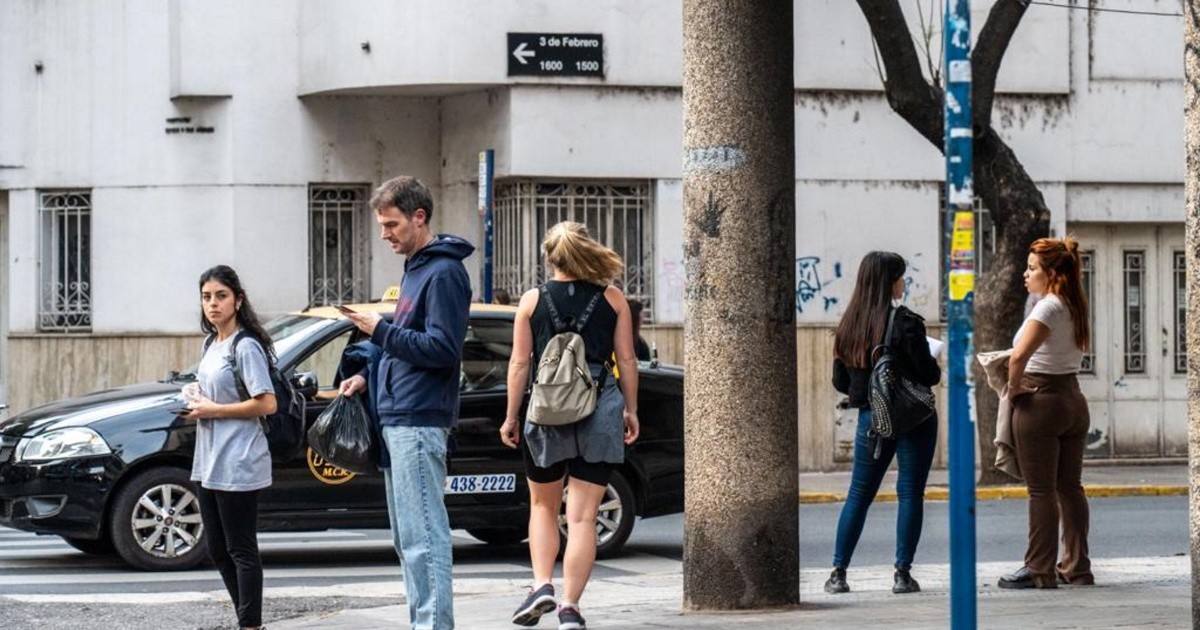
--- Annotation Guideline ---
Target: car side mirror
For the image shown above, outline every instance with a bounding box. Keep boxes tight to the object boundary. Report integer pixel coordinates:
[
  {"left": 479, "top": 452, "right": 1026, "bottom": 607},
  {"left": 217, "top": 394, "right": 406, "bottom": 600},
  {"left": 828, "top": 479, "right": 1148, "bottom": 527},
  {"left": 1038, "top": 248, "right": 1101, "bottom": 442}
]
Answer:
[{"left": 293, "top": 371, "right": 319, "bottom": 398}]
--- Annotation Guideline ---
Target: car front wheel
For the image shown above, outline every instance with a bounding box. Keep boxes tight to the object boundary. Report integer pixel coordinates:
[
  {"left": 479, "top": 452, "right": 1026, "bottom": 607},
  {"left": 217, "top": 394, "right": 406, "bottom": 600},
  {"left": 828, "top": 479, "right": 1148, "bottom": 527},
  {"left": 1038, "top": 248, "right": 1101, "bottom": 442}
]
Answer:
[
  {"left": 558, "top": 470, "right": 636, "bottom": 559},
  {"left": 109, "top": 467, "right": 207, "bottom": 571}
]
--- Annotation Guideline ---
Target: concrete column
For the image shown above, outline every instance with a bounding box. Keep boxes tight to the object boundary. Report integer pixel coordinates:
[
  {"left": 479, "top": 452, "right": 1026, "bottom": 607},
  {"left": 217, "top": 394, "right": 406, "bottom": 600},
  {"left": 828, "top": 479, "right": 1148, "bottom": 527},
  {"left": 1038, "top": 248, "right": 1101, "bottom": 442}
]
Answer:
[
  {"left": 1183, "top": 2, "right": 1200, "bottom": 622},
  {"left": 681, "top": 0, "right": 798, "bottom": 610}
]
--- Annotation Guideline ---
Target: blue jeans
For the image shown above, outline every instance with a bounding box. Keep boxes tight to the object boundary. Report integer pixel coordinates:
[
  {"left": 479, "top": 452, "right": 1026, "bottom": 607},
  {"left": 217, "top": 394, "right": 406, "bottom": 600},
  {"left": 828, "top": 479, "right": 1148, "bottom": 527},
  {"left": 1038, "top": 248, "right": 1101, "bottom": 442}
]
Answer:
[
  {"left": 382, "top": 425, "right": 455, "bottom": 629},
  {"left": 832, "top": 408, "right": 938, "bottom": 571}
]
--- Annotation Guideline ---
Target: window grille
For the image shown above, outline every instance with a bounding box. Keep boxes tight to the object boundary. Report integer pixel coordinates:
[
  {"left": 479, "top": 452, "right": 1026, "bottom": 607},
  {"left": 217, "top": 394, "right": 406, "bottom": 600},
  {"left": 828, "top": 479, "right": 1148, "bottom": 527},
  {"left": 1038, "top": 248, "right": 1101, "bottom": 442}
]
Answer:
[
  {"left": 1123, "top": 250, "right": 1145, "bottom": 374},
  {"left": 1174, "top": 250, "right": 1186, "bottom": 374},
  {"left": 38, "top": 191, "right": 92, "bottom": 332},
  {"left": 1079, "top": 250, "right": 1095, "bottom": 374},
  {"left": 309, "top": 185, "right": 370, "bottom": 306},
  {"left": 493, "top": 181, "right": 655, "bottom": 321}
]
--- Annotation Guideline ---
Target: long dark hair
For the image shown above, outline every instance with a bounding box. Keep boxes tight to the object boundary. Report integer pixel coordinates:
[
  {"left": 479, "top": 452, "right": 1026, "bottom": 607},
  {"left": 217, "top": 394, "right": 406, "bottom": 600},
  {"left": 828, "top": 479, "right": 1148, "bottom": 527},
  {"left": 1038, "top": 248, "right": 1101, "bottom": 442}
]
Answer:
[
  {"left": 1030, "top": 236, "right": 1090, "bottom": 351},
  {"left": 834, "top": 251, "right": 906, "bottom": 368},
  {"left": 198, "top": 265, "right": 275, "bottom": 361}
]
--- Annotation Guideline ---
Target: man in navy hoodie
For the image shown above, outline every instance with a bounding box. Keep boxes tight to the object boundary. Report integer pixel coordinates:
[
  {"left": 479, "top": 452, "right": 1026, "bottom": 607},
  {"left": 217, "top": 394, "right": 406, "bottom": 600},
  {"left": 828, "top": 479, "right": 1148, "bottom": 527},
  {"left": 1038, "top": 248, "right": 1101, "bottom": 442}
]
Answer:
[{"left": 340, "top": 176, "right": 473, "bottom": 630}]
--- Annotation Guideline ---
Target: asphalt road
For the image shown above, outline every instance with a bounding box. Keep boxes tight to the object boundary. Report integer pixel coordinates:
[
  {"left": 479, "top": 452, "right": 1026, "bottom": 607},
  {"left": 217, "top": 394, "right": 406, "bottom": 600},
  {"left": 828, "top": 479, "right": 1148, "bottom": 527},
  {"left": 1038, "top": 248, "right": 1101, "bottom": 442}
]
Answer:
[{"left": 0, "top": 495, "right": 1187, "bottom": 629}]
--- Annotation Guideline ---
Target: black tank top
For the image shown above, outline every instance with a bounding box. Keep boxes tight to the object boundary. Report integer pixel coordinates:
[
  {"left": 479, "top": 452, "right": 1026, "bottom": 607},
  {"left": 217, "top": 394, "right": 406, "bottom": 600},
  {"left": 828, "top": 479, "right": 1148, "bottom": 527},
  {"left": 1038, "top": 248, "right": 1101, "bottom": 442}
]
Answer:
[{"left": 530, "top": 280, "right": 617, "bottom": 366}]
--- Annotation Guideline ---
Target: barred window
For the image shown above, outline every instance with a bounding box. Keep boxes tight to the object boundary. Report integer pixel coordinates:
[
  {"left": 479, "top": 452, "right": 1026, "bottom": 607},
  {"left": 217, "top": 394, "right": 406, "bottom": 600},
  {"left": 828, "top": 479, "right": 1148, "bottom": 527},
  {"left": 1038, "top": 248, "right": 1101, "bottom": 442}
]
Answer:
[
  {"left": 1123, "top": 250, "right": 1146, "bottom": 374},
  {"left": 1079, "top": 250, "right": 1095, "bottom": 374},
  {"left": 494, "top": 180, "right": 655, "bottom": 321},
  {"left": 38, "top": 191, "right": 92, "bottom": 332},
  {"left": 309, "top": 184, "right": 371, "bottom": 306},
  {"left": 1174, "top": 250, "right": 1186, "bottom": 374}
]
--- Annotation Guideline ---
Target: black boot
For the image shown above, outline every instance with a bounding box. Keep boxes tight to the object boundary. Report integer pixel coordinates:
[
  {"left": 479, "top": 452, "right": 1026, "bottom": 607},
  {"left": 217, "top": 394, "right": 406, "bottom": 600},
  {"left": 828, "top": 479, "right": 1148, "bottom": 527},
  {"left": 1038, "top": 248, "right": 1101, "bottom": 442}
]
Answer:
[
  {"left": 824, "top": 567, "right": 849, "bottom": 594},
  {"left": 893, "top": 568, "right": 921, "bottom": 594}
]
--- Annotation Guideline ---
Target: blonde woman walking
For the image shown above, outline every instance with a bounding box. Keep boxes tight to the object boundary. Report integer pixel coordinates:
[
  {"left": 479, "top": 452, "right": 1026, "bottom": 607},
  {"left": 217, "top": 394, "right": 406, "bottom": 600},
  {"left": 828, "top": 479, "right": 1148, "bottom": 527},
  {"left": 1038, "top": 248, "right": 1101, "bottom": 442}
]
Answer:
[{"left": 500, "top": 221, "right": 640, "bottom": 630}]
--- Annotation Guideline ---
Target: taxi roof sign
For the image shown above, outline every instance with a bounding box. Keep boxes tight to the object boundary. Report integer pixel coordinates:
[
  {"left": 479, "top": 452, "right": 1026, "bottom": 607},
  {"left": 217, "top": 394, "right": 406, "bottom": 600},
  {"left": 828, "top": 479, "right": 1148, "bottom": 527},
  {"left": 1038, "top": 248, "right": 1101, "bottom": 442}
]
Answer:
[{"left": 381, "top": 286, "right": 400, "bottom": 301}]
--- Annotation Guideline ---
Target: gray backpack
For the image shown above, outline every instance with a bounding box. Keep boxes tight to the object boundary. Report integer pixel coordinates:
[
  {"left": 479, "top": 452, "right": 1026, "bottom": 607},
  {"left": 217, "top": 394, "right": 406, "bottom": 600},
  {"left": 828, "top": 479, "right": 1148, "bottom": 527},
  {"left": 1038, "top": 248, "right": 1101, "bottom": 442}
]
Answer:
[{"left": 527, "top": 285, "right": 608, "bottom": 427}]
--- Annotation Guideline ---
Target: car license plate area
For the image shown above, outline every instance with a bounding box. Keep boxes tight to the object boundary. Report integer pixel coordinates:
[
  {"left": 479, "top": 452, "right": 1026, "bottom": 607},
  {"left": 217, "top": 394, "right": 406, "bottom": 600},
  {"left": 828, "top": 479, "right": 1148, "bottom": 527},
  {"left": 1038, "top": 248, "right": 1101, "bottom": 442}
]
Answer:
[{"left": 444, "top": 474, "right": 516, "bottom": 495}]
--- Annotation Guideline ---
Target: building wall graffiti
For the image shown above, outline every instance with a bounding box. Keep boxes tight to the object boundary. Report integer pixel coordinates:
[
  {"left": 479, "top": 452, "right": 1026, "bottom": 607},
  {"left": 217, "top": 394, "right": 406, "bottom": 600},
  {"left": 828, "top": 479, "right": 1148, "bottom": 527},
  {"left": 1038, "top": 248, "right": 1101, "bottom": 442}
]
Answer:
[{"left": 795, "top": 255, "right": 843, "bottom": 315}]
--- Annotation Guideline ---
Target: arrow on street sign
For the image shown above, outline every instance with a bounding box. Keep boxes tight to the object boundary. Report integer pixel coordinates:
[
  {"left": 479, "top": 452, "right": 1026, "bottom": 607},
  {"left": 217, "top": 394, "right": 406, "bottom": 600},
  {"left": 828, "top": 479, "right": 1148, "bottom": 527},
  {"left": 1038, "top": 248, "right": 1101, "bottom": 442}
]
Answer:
[
  {"left": 506, "top": 33, "right": 604, "bottom": 78},
  {"left": 512, "top": 42, "right": 535, "bottom": 65}
]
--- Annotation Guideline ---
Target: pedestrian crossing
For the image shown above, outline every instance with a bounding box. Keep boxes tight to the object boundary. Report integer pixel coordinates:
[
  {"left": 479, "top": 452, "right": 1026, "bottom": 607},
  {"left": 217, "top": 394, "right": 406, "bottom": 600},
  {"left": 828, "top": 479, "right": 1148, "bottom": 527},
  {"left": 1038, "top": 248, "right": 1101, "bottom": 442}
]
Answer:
[{"left": 0, "top": 525, "right": 673, "bottom": 602}]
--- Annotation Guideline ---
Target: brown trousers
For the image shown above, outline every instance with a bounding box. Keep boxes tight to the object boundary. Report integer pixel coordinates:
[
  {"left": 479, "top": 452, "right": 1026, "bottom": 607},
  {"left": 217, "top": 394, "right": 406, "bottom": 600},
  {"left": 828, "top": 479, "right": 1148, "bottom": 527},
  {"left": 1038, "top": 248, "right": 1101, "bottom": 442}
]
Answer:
[{"left": 1011, "top": 372, "right": 1094, "bottom": 587}]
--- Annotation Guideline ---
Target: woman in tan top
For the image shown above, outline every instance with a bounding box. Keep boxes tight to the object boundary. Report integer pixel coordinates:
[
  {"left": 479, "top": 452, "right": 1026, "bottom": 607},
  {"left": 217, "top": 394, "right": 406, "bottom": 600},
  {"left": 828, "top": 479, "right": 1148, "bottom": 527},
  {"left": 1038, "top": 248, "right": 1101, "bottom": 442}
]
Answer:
[{"left": 998, "top": 237, "right": 1094, "bottom": 589}]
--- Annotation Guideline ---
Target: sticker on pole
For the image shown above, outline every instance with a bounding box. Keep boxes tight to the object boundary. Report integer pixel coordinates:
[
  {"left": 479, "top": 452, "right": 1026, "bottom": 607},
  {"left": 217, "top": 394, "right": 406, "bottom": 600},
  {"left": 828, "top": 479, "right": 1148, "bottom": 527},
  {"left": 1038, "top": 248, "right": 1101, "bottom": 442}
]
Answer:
[{"left": 948, "top": 269, "right": 975, "bottom": 301}]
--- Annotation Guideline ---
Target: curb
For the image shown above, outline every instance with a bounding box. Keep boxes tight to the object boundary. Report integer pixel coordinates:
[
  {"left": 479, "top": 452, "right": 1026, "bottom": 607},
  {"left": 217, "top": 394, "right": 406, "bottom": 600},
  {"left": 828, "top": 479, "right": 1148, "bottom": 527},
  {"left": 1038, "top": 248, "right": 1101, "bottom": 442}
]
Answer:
[{"left": 798, "top": 484, "right": 1187, "bottom": 504}]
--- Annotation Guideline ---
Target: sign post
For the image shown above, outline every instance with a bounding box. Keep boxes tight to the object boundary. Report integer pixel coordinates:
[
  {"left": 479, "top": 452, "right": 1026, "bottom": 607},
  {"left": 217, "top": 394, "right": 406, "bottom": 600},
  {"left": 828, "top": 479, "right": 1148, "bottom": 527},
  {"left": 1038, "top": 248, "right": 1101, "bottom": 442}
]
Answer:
[
  {"left": 506, "top": 33, "right": 604, "bottom": 78},
  {"left": 944, "top": 1, "right": 977, "bottom": 628},
  {"left": 478, "top": 149, "right": 495, "bottom": 304}
]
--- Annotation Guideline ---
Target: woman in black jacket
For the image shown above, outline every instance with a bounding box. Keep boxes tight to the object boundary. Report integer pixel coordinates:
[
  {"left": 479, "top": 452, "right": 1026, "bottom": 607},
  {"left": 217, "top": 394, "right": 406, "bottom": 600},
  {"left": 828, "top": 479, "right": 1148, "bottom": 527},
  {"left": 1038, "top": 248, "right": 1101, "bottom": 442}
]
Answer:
[{"left": 825, "top": 251, "right": 941, "bottom": 595}]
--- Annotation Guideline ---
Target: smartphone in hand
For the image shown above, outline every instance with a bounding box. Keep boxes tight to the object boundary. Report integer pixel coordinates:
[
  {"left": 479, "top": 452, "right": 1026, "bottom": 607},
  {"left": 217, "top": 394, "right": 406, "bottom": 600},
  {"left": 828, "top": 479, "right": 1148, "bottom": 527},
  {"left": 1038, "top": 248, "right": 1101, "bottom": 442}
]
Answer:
[
  {"left": 169, "top": 408, "right": 192, "bottom": 415},
  {"left": 335, "top": 304, "right": 356, "bottom": 315}
]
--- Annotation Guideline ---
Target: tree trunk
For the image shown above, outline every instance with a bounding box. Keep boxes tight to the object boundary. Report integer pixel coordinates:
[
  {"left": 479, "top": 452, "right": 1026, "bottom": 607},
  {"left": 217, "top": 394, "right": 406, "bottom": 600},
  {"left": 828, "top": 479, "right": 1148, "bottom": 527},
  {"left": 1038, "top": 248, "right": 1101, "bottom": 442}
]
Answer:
[{"left": 855, "top": 0, "right": 1049, "bottom": 485}]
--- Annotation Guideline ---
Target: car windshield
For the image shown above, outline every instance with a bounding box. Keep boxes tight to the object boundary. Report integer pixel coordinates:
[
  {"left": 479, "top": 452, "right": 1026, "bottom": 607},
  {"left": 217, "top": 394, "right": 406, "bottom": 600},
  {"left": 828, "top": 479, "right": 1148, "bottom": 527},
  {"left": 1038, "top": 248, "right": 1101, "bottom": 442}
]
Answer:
[{"left": 171, "top": 314, "right": 342, "bottom": 379}]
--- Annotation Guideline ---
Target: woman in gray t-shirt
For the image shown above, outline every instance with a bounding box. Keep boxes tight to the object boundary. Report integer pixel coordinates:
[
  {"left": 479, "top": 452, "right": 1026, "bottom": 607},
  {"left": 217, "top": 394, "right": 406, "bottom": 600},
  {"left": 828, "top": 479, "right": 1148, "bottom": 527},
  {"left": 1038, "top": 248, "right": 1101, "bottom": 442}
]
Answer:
[{"left": 181, "top": 265, "right": 277, "bottom": 630}]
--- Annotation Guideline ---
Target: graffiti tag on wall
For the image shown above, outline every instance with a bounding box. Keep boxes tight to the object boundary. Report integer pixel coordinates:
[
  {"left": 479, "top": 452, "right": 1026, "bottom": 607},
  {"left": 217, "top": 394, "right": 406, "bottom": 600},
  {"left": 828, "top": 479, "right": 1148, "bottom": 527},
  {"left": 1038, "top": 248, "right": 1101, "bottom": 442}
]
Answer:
[{"left": 795, "top": 256, "right": 842, "bottom": 314}]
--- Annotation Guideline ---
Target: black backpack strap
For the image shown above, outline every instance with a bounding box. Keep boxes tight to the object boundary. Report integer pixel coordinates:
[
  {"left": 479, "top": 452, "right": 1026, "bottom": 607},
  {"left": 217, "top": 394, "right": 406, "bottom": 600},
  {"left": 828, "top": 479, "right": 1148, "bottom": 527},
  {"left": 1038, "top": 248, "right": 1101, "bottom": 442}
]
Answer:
[
  {"left": 574, "top": 288, "right": 605, "bottom": 333},
  {"left": 883, "top": 307, "right": 899, "bottom": 347},
  {"left": 539, "top": 285, "right": 569, "bottom": 333},
  {"left": 539, "top": 283, "right": 605, "bottom": 334},
  {"left": 226, "top": 330, "right": 253, "bottom": 403}
]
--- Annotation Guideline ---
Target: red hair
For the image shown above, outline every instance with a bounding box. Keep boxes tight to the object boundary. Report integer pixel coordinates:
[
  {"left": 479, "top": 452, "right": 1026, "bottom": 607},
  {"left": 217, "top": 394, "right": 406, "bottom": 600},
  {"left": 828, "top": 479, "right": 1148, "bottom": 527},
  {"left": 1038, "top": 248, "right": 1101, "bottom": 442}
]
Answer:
[{"left": 1030, "top": 236, "right": 1090, "bottom": 351}]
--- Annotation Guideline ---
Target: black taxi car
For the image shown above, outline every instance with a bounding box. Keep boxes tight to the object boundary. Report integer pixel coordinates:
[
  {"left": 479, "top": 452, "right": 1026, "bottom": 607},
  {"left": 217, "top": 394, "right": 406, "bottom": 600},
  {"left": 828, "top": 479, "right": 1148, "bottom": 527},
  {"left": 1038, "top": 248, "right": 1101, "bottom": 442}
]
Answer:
[{"left": 0, "top": 302, "right": 684, "bottom": 571}]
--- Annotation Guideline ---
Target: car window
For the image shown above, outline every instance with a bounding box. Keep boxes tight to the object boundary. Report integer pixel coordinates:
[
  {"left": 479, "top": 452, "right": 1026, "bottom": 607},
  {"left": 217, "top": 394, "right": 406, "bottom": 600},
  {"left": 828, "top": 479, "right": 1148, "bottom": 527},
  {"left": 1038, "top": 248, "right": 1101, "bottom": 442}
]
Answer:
[
  {"left": 461, "top": 319, "right": 512, "bottom": 392},
  {"left": 292, "top": 328, "right": 355, "bottom": 392},
  {"left": 265, "top": 315, "right": 343, "bottom": 358},
  {"left": 176, "top": 315, "right": 341, "bottom": 377}
]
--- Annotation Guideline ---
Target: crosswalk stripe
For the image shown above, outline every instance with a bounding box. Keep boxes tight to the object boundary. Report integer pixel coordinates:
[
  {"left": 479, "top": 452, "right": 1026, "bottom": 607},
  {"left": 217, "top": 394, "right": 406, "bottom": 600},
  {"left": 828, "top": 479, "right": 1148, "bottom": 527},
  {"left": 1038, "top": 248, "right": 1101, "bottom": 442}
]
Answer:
[{"left": 0, "top": 559, "right": 531, "bottom": 586}]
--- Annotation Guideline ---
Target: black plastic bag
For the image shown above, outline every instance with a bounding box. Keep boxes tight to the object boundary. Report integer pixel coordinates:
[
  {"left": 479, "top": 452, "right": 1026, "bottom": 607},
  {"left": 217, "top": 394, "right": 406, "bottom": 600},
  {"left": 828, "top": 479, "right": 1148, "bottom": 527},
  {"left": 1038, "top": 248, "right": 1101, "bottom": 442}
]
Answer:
[{"left": 307, "top": 394, "right": 379, "bottom": 475}]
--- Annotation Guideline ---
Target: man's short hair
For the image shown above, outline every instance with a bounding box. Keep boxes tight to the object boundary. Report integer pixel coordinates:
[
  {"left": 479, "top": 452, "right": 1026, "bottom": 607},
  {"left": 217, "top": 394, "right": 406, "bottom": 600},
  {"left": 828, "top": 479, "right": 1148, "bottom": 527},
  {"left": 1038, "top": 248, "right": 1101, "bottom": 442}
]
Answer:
[{"left": 371, "top": 176, "right": 434, "bottom": 220}]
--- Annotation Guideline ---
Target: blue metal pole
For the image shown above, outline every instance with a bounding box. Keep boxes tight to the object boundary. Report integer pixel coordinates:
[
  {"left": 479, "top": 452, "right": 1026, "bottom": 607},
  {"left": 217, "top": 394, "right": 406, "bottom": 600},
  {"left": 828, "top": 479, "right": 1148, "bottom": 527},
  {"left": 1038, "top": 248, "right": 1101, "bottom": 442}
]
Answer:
[
  {"left": 479, "top": 149, "right": 495, "bottom": 303},
  {"left": 944, "top": 2, "right": 977, "bottom": 628}
]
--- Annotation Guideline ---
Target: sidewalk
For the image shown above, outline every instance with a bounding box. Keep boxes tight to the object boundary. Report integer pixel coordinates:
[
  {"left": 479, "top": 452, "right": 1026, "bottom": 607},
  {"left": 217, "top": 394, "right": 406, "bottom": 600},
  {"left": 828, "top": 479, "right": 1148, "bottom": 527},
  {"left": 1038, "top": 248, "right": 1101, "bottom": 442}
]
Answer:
[
  {"left": 272, "top": 463, "right": 1190, "bottom": 629},
  {"left": 797, "top": 461, "right": 1188, "bottom": 503}
]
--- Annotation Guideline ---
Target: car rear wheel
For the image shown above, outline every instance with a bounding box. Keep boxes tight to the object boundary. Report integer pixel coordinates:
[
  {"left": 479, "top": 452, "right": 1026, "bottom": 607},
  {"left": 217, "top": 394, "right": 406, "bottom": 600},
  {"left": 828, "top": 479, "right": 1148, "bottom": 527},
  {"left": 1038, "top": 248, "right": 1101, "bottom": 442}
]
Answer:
[
  {"left": 558, "top": 470, "right": 635, "bottom": 559},
  {"left": 109, "top": 467, "right": 207, "bottom": 571},
  {"left": 62, "top": 535, "right": 115, "bottom": 555},
  {"left": 467, "top": 527, "right": 527, "bottom": 546}
]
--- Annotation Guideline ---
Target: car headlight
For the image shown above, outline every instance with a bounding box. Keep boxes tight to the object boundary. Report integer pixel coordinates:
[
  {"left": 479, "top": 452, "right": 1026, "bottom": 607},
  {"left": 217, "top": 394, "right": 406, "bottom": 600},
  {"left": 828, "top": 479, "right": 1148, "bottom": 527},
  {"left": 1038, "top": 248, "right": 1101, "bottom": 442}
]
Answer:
[{"left": 15, "top": 428, "right": 112, "bottom": 462}]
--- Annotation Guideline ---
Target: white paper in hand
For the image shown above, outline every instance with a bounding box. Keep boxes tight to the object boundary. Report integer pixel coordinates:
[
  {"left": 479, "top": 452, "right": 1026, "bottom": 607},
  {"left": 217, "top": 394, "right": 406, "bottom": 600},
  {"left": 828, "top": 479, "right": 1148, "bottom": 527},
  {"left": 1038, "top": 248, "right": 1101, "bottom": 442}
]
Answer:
[{"left": 927, "top": 336, "right": 946, "bottom": 358}]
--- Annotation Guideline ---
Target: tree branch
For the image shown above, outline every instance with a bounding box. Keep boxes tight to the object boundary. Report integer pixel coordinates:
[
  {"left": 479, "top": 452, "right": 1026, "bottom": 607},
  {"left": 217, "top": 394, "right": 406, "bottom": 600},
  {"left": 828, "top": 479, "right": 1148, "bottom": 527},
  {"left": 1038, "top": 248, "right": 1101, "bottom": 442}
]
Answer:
[
  {"left": 973, "top": 0, "right": 1032, "bottom": 129},
  {"left": 854, "top": 0, "right": 943, "bottom": 148}
]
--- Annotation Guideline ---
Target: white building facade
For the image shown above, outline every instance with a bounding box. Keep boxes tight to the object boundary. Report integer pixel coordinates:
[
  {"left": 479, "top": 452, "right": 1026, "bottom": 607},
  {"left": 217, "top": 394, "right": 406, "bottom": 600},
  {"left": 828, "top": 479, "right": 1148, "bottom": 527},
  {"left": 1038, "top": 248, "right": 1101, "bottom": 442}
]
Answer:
[{"left": 0, "top": 0, "right": 1185, "bottom": 469}]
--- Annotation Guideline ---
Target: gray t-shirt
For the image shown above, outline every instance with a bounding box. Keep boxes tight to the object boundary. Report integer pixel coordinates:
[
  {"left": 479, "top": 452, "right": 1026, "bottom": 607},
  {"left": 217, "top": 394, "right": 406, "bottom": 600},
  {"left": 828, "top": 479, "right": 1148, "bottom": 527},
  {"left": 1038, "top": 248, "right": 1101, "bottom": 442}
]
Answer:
[{"left": 190, "top": 333, "right": 274, "bottom": 491}]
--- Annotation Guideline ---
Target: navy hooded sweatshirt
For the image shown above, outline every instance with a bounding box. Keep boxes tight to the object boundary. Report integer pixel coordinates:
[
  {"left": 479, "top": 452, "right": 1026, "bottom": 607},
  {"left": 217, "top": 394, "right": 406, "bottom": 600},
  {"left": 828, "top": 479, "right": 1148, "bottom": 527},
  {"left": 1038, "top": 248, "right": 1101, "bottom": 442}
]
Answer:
[{"left": 369, "top": 234, "right": 474, "bottom": 428}]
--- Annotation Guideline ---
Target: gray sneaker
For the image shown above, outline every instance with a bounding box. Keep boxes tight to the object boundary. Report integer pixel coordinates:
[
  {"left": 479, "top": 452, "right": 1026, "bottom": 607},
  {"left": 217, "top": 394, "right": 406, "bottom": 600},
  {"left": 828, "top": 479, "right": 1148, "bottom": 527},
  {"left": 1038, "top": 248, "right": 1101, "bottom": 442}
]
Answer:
[
  {"left": 512, "top": 583, "right": 557, "bottom": 626},
  {"left": 557, "top": 605, "right": 586, "bottom": 630}
]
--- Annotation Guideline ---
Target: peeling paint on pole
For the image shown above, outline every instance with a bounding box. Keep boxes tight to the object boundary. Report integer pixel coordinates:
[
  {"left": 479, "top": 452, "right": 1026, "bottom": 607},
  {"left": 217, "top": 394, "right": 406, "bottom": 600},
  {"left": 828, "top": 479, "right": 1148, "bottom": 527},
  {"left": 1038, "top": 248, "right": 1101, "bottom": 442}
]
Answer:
[{"left": 684, "top": 145, "right": 747, "bottom": 173}]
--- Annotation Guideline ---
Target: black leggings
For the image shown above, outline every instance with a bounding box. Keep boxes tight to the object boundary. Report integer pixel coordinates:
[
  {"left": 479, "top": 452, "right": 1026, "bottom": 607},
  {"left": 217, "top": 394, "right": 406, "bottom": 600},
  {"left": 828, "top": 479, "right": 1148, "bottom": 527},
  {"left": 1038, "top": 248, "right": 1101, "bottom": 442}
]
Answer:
[
  {"left": 522, "top": 445, "right": 614, "bottom": 487},
  {"left": 197, "top": 487, "right": 263, "bottom": 628}
]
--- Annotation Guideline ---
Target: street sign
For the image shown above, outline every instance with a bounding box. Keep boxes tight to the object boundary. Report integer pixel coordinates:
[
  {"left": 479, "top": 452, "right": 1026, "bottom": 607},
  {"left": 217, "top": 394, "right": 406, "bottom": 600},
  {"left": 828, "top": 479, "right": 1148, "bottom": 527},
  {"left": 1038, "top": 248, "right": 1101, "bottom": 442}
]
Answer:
[{"left": 506, "top": 33, "right": 604, "bottom": 78}]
